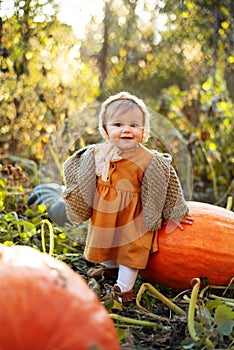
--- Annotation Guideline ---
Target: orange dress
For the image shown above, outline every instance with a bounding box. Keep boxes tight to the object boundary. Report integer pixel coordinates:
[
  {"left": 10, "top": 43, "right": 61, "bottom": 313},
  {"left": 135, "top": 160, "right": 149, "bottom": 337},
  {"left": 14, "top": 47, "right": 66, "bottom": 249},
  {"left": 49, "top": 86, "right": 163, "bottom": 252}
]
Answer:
[{"left": 84, "top": 145, "right": 158, "bottom": 269}]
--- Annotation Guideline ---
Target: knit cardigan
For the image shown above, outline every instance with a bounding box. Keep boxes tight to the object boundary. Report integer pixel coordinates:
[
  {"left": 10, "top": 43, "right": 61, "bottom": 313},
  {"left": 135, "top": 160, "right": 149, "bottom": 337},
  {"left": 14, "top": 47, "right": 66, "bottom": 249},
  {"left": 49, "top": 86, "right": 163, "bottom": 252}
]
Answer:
[{"left": 62, "top": 145, "right": 189, "bottom": 231}]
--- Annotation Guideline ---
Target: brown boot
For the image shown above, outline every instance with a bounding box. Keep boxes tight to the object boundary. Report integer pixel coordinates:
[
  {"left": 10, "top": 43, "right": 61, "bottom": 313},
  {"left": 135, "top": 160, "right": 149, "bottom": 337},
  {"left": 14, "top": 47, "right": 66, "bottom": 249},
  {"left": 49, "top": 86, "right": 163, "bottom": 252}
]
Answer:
[
  {"left": 87, "top": 266, "right": 118, "bottom": 279},
  {"left": 101, "top": 284, "right": 136, "bottom": 306}
]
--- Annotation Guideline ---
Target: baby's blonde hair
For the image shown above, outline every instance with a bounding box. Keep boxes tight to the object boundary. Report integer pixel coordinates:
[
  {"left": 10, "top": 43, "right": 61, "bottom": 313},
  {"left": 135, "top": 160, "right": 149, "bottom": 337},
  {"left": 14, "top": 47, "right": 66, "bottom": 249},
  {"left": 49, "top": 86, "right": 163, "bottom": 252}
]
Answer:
[
  {"left": 104, "top": 99, "right": 143, "bottom": 122},
  {"left": 99, "top": 91, "right": 150, "bottom": 142}
]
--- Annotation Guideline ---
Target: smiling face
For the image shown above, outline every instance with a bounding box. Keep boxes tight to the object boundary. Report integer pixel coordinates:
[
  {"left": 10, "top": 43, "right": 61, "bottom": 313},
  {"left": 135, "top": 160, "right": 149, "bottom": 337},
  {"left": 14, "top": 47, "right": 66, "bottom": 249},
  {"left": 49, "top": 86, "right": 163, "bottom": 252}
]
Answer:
[{"left": 104, "top": 101, "right": 144, "bottom": 151}]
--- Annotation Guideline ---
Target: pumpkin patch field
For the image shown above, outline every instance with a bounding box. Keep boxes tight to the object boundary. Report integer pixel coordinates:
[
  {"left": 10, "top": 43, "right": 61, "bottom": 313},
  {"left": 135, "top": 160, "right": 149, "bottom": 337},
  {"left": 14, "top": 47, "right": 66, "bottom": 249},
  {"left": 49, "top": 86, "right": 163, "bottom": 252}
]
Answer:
[
  {"left": 0, "top": 175, "right": 233, "bottom": 349},
  {"left": 1, "top": 0, "right": 234, "bottom": 347}
]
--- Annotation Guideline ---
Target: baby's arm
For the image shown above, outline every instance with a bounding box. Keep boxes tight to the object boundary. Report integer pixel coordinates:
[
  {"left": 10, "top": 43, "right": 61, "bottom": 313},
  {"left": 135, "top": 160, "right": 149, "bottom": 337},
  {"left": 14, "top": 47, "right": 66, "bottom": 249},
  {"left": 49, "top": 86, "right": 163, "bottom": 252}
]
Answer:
[{"left": 63, "top": 146, "right": 96, "bottom": 223}]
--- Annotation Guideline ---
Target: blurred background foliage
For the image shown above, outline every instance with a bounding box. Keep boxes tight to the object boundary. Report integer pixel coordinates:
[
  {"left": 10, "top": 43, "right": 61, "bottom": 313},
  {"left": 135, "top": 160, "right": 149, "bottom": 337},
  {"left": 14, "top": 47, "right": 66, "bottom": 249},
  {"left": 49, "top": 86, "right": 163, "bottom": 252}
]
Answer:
[
  {"left": 0, "top": 3, "right": 233, "bottom": 348},
  {"left": 0, "top": 0, "right": 233, "bottom": 205}
]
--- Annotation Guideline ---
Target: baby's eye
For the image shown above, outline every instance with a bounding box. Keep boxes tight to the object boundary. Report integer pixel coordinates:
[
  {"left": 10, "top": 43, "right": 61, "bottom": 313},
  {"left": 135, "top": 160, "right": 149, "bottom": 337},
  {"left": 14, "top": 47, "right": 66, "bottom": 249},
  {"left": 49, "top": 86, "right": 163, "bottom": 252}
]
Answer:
[
  {"left": 131, "top": 123, "right": 139, "bottom": 127},
  {"left": 114, "top": 122, "right": 122, "bottom": 127}
]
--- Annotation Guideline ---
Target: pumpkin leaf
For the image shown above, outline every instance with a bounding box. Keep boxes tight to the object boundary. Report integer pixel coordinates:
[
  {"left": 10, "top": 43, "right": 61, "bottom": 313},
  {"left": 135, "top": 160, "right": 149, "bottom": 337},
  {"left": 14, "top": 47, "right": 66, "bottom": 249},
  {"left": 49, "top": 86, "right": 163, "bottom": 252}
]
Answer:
[
  {"left": 117, "top": 328, "right": 127, "bottom": 341},
  {"left": 24, "top": 208, "right": 35, "bottom": 217},
  {"left": 0, "top": 179, "right": 7, "bottom": 189},
  {"left": 205, "top": 298, "right": 222, "bottom": 311},
  {"left": 37, "top": 204, "right": 47, "bottom": 214},
  {"left": 19, "top": 219, "right": 36, "bottom": 234},
  {"left": 102, "top": 298, "right": 115, "bottom": 312},
  {"left": 216, "top": 319, "right": 234, "bottom": 337},
  {"left": 214, "top": 305, "right": 234, "bottom": 336},
  {"left": 200, "top": 307, "right": 213, "bottom": 327}
]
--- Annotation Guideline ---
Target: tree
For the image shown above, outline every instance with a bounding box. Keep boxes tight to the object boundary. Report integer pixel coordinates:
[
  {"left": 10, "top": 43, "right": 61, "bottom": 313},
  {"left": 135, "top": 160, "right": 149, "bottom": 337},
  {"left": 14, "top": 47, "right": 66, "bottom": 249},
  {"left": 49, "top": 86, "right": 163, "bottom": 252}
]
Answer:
[
  {"left": 0, "top": 0, "right": 99, "bottom": 160},
  {"left": 81, "top": 0, "right": 233, "bottom": 99}
]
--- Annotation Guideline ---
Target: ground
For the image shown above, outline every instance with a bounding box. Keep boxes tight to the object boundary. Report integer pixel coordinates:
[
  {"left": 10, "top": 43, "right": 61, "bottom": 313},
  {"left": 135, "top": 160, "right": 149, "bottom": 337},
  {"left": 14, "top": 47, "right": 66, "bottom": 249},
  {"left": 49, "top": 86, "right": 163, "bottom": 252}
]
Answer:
[{"left": 66, "top": 253, "right": 234, "bottom": 350}]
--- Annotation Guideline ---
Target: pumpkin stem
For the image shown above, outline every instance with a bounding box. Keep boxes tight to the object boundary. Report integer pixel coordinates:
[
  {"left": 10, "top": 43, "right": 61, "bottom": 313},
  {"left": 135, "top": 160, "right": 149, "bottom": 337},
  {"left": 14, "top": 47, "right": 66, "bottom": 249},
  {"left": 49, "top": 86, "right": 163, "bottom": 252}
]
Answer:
[
  {"left": 109, "top": 313, "right": 162, "bottom": 328},
  {"left": 41, "top": 219, "right": 54, "bottom": 255},
  {"left": 226, "top": 196, "right": 233, "bottom": 210},
  {"left": 199, "top": 277, "right": 234, "bottom": 299},
  {"left": 136, "top": 283, "right": 186, "bottom": 318},
  {"left": 188, "top": 278, "right": 215, "bottom": 349},
  {"left": 214, "top": 179, "right": 234, "bottom": 206},
  {"left": 222, "top": 277, "right": 234, "bottom": 296},
  {"left": 188, "top": 278, "right": 201, "bottom": 342},
  {"left": 12, "top": 211, "right": 21, "bottom": 234}
]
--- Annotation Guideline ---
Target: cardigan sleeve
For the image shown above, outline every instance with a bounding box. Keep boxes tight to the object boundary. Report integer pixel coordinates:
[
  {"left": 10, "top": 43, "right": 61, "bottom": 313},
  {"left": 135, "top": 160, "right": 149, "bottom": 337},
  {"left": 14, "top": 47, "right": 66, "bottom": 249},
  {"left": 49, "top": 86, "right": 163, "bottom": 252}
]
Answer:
[
  {"left": 142, "top": 151, "right": 188, "bottom": 231},
  {"left": 142, "top": 152, "right": 171, "bottom": 231},
  {"left": 162, "top": 164, "right": 189, "bottom": 221},
  {"left": 62, "top": 146, "right": 97, "bottom": 224}
]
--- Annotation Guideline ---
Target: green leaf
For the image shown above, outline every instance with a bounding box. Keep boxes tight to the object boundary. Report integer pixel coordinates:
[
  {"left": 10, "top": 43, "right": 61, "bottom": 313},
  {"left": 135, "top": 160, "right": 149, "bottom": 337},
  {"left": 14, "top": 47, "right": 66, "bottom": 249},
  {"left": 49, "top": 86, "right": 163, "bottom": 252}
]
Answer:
[
  {"left": 58, "top": 233, "right": 67, "bottom": 242},
  {"left": 37, "top": 204, "right": 47, "bottom": 214},
  {"left": 20, "top": 220, "right": 36, "bottom": 234},
  {"left": 20, "top": 232, "right": 30, "bottom": 240},
  {"left": 0, "top": 179, "right": 6, "bottom": 189},
  {"left": 3, "top": 241, "right": 14, "bottom": 246},
  {"left": 4, "top": 213, "right": 18, "bottom": 223},
  {"left": 205, "top": 298, "right": 222, "bottom": 311},
  {"left": 102, "top": 298, "right": 114, "bottom": 312},
  {"left": 214, "top": 305, "right": 234, "bottom": 336},
  {"left": 200, "top": 307, "right": 213, "bottom": 327},
  {"left": 24, "top": 208, "right": 36, "bottom": 217},
  {"left": 117, "top": 328, "right": 127, "bottom": 342},
  {"left": 217, "top": 319, "right": 234, "bottom": 336}
]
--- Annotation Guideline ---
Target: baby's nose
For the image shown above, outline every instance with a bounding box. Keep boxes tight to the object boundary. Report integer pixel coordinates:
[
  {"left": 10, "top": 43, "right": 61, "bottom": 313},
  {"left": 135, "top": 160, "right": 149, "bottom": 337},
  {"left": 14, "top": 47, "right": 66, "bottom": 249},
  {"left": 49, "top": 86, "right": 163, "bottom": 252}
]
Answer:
[{"left": 122, "top": 124, "right": 131, "bottom": 132}]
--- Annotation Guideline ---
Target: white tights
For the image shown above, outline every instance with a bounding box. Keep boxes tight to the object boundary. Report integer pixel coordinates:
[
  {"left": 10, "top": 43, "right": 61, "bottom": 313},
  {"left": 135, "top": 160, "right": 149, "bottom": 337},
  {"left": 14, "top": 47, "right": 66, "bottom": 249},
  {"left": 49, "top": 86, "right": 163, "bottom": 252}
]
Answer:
[{"left": 101, "top": 260, "right": 138, "bottom": 292}]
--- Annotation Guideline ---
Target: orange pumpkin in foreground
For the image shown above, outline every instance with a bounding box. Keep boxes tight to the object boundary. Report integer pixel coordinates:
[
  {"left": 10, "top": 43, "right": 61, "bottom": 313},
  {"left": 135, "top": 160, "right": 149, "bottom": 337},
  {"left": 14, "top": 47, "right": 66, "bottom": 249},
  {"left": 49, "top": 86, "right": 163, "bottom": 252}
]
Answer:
[
  {"left": 141, "top": 201, "right": 234, "bottom": 290},
  {"left": 0, "top": 245, "right": 120, "bottom": 350}
]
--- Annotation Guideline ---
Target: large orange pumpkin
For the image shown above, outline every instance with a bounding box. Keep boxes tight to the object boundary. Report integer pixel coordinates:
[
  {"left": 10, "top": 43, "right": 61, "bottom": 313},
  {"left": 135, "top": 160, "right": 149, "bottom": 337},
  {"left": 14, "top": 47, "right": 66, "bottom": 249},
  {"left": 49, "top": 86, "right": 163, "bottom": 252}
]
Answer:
[
  {"left": 0, "top": 245, "right": 120, "bottom": 350},
  {"left": 141, "top": 201, "right": 234, "bottom": 290}
]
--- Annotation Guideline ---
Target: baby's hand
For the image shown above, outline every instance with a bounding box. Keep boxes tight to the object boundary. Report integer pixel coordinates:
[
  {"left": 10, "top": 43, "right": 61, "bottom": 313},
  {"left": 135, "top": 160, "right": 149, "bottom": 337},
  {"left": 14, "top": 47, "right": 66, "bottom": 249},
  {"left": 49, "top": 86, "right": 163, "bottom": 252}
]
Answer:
[
  {"left": 164, "top": 213, "right": 194, "bottom": 233},
  {"left": 179, "top": 214, "right": 194, "bottom": 227}
]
